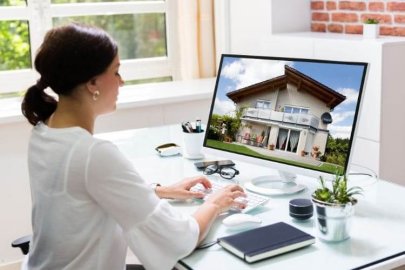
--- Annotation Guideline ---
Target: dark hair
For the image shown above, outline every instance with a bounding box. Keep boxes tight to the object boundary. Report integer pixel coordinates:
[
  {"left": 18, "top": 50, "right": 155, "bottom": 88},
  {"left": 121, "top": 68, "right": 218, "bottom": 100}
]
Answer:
[{"left": 21, "top": 23, "right": 118, "bottom": 125}]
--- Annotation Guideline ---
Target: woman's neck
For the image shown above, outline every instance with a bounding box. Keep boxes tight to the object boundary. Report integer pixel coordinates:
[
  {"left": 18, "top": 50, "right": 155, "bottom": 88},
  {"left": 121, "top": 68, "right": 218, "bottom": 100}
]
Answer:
[{"left": 47, "top": 97, "right": 95, "bottom": 134}]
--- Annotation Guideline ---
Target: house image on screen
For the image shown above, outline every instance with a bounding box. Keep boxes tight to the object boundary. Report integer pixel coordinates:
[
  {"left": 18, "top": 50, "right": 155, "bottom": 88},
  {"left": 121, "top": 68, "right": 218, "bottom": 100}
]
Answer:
[{"left": 226, "top": 65, "right": 346, "bottom": 157}]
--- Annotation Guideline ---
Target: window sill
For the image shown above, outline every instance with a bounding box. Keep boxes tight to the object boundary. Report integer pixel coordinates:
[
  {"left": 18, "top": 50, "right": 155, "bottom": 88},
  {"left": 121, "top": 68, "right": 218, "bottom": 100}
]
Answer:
[{"left": 0, "top": 78, "right": 215, "bottom": 125}]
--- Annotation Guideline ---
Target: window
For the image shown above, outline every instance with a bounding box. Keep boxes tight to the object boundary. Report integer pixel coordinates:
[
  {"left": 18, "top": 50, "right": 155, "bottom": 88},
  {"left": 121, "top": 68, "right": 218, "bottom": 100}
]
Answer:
[
  {"left": 276, "top": 128, "right": 300, "bottom": 153},
  {"left": 256, "top": 100, "right": 271, "bottom": 109},
  {"left": 284, "top": 106, "right": 309, "bottom": 114},
  {"left": 0, "top": 0, "right": 177, "bottom": 98}
]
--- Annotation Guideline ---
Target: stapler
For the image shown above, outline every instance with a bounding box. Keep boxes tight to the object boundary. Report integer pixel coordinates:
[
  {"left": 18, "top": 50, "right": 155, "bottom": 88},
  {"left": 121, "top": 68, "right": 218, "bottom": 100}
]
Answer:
[{"left": 155, "top": 143, "right": 181, "bottom": 157}]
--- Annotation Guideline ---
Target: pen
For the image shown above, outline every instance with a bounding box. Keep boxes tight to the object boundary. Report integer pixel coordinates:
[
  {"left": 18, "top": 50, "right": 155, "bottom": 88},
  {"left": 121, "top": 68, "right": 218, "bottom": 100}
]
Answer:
[{"left": 196, "top": 119, "right": 201, "bottom": 133}]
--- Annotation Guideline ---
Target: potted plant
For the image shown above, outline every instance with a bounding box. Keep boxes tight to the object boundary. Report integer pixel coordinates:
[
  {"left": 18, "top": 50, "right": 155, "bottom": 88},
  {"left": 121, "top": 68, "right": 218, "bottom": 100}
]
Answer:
[
  {"left": 312, "top": 174, "right": 362, "bottom": 242},
  {"left": 363, "top": 18, "right": 379, "bottom": 39}
]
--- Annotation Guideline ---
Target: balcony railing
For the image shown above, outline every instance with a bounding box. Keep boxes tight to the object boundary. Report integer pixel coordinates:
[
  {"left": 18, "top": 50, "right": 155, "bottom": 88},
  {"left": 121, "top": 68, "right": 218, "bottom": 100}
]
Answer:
[{"left": 243, "top": 108, "right": 320, "bottom": 129}]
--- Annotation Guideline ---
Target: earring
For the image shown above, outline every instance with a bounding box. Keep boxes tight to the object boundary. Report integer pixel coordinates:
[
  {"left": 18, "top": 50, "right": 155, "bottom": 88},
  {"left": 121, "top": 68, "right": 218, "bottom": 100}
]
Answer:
[{"left": 93, "top": 90, "right": 100, "bottom": 101}]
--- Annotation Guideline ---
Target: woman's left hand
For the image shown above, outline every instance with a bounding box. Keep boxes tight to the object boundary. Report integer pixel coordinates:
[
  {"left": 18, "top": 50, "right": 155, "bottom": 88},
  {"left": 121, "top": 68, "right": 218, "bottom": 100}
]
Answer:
[{"left": 155, "top": 176, "right": 211, "bottom": 200}]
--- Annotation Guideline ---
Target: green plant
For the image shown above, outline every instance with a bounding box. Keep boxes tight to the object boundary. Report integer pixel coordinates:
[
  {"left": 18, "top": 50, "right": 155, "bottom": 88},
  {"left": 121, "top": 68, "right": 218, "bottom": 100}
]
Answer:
[
  {"left": 364, "top": 18, "right": 379, "bottom": 24},
  {"left": 313, "top": 174, "right": 362, "bottom": 204}
]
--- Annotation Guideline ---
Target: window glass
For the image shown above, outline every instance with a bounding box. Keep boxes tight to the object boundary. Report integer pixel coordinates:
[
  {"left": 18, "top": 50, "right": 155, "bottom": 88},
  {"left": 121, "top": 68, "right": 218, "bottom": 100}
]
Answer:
[
  {"left": 256, "top": 100, "right": 270, "bottom": 109},
  {"left": 0, "top": 0, "right": 26, "bottom": 6},
  {"left": 300, "top": 108, "right": 309, "bottom": 114},
  {"left": 53, "top": 13, "right": 167, "bottom": 60},
  {"left": 52, "top": 0, "right": 161, "bottom": 3},
  {"left": 284, "top": 106, "right": 292, "bottom": 113},
  {"left": 0, "top": 20, "right": 31, "bottom": 71},
  {"left": 284, "top": 106, "right": 309, "bottom": 114}
]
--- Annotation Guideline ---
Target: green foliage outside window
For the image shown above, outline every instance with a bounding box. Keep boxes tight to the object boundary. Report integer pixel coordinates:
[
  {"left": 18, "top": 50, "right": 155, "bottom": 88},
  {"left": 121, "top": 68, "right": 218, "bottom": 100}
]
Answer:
[
  {"left": 0, "top": 20, "right": 31, "bottom": 70},
  {"left": 0, "top": 0, "right": 26, "bottom": 6},
  {"left": 52, "top": 0, "right": 160, "bottom": 2},
  {"left": 53, "top": 13, "right": 167, "bottom": 60}
]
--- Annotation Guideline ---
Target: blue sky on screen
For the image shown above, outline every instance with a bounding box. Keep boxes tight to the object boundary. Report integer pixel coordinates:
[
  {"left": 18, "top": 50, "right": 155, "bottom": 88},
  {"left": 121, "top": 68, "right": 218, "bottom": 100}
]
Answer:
[{"left": 213, "top": 56, "right": 366, "bottom": 139}]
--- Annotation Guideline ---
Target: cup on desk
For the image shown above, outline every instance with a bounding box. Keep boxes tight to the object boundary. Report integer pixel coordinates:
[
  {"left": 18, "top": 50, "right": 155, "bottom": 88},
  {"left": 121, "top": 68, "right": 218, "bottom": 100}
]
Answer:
[{"left": 182, "top": 130, "right": 205, "bottom": 159}]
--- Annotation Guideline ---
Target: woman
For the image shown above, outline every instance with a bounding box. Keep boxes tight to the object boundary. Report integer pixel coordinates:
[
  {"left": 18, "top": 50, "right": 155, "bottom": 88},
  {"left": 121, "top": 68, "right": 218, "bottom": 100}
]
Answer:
[{"left": 21, "top": 23, "right": 245, "bottom": 270}]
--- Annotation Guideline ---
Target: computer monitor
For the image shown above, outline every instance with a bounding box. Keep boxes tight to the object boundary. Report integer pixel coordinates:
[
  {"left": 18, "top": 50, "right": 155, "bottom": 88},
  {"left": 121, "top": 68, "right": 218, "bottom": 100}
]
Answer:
[{"left": 203, "top": 54, "right": 368, "bottom": 184}]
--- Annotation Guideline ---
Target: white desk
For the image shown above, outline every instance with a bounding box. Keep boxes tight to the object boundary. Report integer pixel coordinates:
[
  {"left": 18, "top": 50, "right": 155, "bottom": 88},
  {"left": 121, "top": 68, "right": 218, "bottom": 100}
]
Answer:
[{"left": 97, "top": 125, "right": 405, "bottom": 270}]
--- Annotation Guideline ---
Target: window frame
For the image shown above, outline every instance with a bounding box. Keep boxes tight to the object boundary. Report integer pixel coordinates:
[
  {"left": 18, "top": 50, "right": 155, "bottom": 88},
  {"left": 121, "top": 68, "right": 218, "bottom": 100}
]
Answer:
[{"left": 0, "top": 0, "right": 179, "bottom": 94}]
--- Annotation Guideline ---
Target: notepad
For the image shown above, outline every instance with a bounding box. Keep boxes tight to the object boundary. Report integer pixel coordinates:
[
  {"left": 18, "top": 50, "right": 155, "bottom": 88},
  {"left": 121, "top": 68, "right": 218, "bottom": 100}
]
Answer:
[{"left": 218, "top": 222, "right": 315, "bottom": 263}]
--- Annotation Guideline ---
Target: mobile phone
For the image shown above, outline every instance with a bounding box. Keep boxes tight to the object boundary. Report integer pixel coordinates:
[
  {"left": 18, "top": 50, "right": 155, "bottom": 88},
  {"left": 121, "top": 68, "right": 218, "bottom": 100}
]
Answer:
[{"left": 194, "top": 160, "right": 235, "bottom": 170}]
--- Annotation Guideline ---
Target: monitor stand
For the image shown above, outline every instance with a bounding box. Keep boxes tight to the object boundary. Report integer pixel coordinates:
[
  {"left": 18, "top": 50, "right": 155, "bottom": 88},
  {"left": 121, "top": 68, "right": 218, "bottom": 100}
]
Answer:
[{"left": 244, "top": 171, "right": 306, "bottom": 196}]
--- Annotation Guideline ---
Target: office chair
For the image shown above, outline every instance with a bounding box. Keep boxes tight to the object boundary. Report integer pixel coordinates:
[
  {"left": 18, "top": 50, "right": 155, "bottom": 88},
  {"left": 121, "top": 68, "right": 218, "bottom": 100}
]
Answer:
[{"left": 11, "top": 236, "right": 145, "bottom": 270}]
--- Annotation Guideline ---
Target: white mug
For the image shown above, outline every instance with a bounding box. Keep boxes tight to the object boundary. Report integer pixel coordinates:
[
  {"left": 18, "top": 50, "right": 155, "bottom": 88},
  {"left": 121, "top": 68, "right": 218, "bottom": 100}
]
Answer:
[{"left": 183, "top": 131, "right": 205, "bottom": 159}]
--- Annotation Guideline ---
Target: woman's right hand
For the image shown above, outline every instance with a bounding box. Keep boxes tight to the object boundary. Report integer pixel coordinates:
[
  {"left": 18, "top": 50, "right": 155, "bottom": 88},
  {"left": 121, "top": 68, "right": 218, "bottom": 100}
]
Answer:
[
  {"left": 193, "top": 184, "right": 247, "bottom": 244},
  {"left": 204, "top": 184, "right": 247, "bottom": 213}
]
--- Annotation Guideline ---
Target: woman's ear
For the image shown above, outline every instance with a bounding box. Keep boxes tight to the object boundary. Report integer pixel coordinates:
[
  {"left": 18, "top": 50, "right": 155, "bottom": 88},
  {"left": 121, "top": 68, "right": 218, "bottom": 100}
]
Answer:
[{"left": 85, "top": 78, "right": 98, "bottom": 95}]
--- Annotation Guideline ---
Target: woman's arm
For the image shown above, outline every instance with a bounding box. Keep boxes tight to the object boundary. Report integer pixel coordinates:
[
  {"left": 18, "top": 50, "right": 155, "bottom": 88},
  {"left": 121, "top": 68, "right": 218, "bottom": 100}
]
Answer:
[{"left": 154, "top": 176, "right": 211, "bottom": 200}]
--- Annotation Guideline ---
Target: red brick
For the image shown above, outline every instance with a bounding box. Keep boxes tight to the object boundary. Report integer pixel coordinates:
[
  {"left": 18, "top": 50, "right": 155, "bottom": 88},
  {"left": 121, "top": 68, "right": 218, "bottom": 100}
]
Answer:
[
  {"left": 380, "top": 26, "right": 394, "bottom": 35},
  {"left": 387, "top": 2, "right": 405, "bottom": 12},
  {"left": 345, "top": 24, "right": 363, "bottom": 34},
  {"left": 392, "top": 27, "right": 405, "bottom": 36},
  {"left": 339, "top": 1, "right": 366, "bottom": 11},
  {"left": 369, "top": 2, "right": 385, "bottom": 11},
  {"left": 332, "top": 13, "right": 358, "bottom": 22},
  {"left": 311, "top": 23, "right": 327, "bottom": 32},
  {"left": 327, "top": 1, "right": 337, "bottom": 10},
  {"left": 380, "top": 26, "right": 405, "bottom": 36},
  {"left": 311, "top": 1, "right": 324, "bottom": 10},
  {"left": 312, "top": 12, "right": 330, "bottom": 21},
  {"left": 394, "top": 15, "right": 405, "bottom": 23},
  {"left": 361, "top": 14, "right": 392, "bottom": 24},
  {"left": 328, "top": 23, "right": 344, "bottom": 33}
]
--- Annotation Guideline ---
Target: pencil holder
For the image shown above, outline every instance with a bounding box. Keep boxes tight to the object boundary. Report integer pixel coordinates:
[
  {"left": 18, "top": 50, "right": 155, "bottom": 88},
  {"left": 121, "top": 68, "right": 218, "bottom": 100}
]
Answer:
[{"left": 183, "top": 130, "right": 205, "bottom": 159}]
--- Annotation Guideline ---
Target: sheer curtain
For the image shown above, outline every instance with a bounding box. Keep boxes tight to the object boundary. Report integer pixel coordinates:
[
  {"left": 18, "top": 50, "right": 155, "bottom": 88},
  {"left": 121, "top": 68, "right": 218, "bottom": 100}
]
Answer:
[
  {"left": 177, "top": 0, "right": 216, "bottom": 80},
  {"left": 289, "top": 130, "right": 300, "bottom": 152},
  {"left": 277, "top": 129, "right": 288, "bottom": 150}
]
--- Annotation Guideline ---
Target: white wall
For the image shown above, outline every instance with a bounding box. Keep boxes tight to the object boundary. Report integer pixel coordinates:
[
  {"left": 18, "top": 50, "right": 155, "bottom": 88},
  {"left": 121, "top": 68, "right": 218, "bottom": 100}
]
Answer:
[{"left": 214, "top": 0, "right": 405, "bottom": 186}]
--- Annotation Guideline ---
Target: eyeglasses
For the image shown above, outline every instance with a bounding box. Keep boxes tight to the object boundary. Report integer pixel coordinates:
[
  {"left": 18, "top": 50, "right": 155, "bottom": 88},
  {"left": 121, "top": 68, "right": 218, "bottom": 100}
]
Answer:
[{"left": 203, "top": 164, "right": 239, "bottom": 179}]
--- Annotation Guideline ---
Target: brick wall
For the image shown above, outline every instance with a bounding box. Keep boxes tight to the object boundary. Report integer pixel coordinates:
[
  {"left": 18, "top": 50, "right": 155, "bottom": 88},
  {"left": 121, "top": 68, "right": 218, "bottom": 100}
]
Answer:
[{"left": 311, "top": 1, "right": 405, "bottom": 36}]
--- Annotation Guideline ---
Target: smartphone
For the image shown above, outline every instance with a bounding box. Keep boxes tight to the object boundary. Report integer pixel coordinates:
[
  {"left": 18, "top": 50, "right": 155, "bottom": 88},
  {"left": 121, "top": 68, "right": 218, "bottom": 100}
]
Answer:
[{"left": 194, "top": 160, "right": 235, "bottom": 170}]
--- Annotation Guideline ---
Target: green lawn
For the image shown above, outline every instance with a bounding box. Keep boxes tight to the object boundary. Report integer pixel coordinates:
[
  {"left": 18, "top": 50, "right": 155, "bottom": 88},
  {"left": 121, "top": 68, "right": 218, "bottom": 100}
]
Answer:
[{"left": 206, "top": 139, "right": 343, "bottom": 174}]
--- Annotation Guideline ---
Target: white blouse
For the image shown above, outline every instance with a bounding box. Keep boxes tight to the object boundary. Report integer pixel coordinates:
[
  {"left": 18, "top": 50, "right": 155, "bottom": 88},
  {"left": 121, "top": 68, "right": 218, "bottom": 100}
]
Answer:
[{"left": 26, "top": 123, "right": 199, "bottom": 270}]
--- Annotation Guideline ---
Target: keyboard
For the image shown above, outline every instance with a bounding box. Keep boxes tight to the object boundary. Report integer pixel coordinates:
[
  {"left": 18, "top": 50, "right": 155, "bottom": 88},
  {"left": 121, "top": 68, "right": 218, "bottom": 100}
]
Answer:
[{"left": 191, "top": 181, "right": 269, "bottom": 213}]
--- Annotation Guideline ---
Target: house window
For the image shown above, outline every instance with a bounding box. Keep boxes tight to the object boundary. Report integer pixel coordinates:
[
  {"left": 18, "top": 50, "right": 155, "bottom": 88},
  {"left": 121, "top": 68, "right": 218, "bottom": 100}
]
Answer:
[
  {"left": 284, "top": 106, "right": 308, "bottom": 114},
  {"left": 256, "top": 100, "right": 271, "bottom": 109},
  {"left": 0, "top": 0, "right": 176, "bottom": 99},
  {"left": 276, "top": 128, "right": 300, "bottom": 153}
]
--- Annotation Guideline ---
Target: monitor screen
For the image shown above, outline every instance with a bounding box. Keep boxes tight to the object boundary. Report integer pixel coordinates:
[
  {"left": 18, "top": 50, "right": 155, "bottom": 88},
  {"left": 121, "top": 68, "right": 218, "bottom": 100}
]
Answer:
[{"left": 203, "top": 54, "right": 368, "bottom": 179}]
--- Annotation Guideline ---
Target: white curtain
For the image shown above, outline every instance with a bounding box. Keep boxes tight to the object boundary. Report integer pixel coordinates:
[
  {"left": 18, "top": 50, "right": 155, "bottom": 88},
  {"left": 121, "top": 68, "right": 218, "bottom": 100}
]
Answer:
[
  {"left": 177, "top": 0, "right": 216, "bottom": 80},
  {"left": 277, "top": 129, "right": 288, "bottom": 150},
  {"left": 289, "top": 130, "right": 300, "bottom": 152}
]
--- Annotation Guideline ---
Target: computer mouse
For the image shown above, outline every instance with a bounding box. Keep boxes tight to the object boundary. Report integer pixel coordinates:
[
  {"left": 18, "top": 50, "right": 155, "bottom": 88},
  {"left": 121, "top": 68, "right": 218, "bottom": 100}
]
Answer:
[{"left": 222, "top": 213, "right": 262, "bottom": 230}]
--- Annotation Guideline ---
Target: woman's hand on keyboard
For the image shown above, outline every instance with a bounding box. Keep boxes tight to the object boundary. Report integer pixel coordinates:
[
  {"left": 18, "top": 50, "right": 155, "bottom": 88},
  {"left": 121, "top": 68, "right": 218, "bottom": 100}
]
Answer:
[
  {"left": 204, "top": 184, "right": 247, "bottom": 213},
  {"left": 155, "top": 176, "right": 212, "bottom": 200}
]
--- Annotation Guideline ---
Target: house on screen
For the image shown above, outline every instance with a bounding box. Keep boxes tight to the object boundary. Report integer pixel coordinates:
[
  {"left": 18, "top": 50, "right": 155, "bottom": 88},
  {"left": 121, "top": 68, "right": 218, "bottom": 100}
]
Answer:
[{"left": 226, "top": 65, "right": 346, "bottom": 156}]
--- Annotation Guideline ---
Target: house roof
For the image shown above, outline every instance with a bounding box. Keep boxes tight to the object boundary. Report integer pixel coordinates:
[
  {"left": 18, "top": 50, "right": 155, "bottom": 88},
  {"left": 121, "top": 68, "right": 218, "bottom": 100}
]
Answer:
[{"left": 226, "top": 65, "right": 346, "bottom": 109}]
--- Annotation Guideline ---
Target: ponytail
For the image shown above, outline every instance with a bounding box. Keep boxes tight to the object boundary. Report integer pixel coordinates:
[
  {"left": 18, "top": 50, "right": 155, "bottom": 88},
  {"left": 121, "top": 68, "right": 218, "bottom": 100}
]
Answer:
[{"left": 21, "top": 83, "right": 57, "bottom": 126}]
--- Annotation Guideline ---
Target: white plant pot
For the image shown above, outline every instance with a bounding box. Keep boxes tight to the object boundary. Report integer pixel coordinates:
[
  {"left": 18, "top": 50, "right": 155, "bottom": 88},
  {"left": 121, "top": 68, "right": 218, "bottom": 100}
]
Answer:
[{"left": 363, "top": 24, "right": 379, "bottom": 39}]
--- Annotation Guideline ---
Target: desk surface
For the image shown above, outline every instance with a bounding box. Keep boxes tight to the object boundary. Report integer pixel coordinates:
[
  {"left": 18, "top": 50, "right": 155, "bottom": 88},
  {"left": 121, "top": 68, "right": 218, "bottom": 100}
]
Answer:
[{"left": 97, "top": 125, "right": 405, "bottom": 270}]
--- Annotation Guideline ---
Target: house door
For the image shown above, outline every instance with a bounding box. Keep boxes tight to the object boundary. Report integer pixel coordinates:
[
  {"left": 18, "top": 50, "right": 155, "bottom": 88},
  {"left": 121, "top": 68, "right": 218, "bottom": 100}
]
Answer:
[{"left": 276, "top": 128, "right": 300, "bottom": 153}]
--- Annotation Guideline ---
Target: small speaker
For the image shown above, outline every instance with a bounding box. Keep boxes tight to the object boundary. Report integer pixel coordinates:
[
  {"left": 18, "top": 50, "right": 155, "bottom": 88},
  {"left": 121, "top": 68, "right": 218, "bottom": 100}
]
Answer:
[{"left": 289, "top": 198, "right": 313, "bottom": 220}]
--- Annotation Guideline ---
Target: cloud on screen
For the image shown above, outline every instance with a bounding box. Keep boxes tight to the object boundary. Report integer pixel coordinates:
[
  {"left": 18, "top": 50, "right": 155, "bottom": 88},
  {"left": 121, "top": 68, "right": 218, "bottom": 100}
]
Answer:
[{"left": 221, "top": 59, "right": 292, "bottom": 91}]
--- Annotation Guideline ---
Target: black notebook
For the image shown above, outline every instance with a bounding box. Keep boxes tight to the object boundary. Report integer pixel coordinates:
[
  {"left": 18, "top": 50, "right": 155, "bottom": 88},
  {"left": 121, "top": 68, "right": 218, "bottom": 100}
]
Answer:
[{"left": 218, "top": 222, "right": 315, "bottom": 263}]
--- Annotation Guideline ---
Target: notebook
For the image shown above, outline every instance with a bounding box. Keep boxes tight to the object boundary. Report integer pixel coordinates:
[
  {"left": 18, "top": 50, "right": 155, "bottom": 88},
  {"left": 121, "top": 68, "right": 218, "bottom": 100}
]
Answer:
[{"left": 218, "top": 222, "right": 315, "bottom": 263}]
